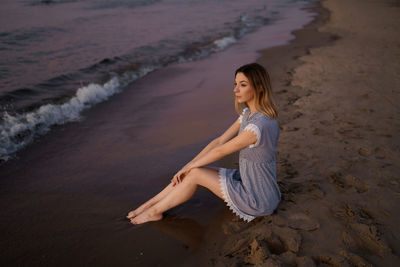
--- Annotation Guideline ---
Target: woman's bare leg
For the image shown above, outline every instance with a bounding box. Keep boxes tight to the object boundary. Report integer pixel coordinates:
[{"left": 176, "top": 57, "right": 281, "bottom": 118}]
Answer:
[
  {"left": 130, "top": 167, "right": 224, "bottom": 224},
  {"left": 126, "top": 183, "right": 175, "bottom": 219}
]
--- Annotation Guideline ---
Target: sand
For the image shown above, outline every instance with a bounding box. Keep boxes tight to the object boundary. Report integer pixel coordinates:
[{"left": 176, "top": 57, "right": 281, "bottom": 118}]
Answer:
[{"left": 190, "top": 0, "right": 400, "bottom": 266}]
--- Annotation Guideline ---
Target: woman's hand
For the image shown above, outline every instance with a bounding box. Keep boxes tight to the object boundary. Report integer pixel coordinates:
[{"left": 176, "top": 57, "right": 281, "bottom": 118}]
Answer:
[{"left": 171, "top": 163, "right": 195, "bottom": 186}]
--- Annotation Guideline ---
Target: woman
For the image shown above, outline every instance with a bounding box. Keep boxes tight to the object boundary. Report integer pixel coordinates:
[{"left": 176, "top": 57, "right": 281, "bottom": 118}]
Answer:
[{"left": 127, "top": 63, "right": 281, "bottom": 224}]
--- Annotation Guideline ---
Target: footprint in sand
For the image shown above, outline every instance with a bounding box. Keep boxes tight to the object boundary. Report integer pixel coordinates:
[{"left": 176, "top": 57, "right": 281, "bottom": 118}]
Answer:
[
  {"left": 359, "top": 147, "right": 372, "bottom": 157},
  {"left": 306, "top": 182, "right": 325, "bottom": 199},
  {"left": 339, "top": 249, "right": 372, "bottom": 267},
  {"left": 331, "top": 203, "right": 394, "bottom": 259},
  {"left": 328, "top": 172, "right": 370, "bottom": 193},
  {"left": 328, "top": 172, "right": 346, "bottom": 190},
  {"left": 243, "top": 237, "right": 297, "bottom": 266},
  {"left": 313, "top": 253, "right": 347, "bottom": 266},
  {"left": 249, "top": 227, "right": 304, "bottom": 265},
  {"left": 343, "top": 175, "right": 370, "bottom": 193},
  {"left": 373, "top": 147, "right": 386, "bottom": 159},
  {"left": 342, "top": 222, "right": 392, "bottom": 258},
  {"left": 358, "top": 146, "right": 387, "bottom": 159},
  {"left": 223, "top": 216, "right": 308, "bottom": 266},
  {"left": 333, "top": 203, "right": 375, "bottom": 226},
  {"left": 278, "top": 159, "right": 299, "bottom": 179},
  {"left": 273, "top": 209, "right": 320, "bottom": 232},
  {"left": 243, "top": 239, "right": 271, "bottom": 265},
  {"left": 286, "top": 212, "right": 320, "bottom": 231},
  {"left": 314, "top": 249, "right": 373, "bottom": 267}
]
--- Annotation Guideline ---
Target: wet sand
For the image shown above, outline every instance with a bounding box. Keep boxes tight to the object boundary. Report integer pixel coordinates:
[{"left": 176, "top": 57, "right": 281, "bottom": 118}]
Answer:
[
  {"left": 191, "top": 0, "right": 400, "bottom": 266},
  {"left": 0, "top": 2, "right": 315, "bottom": 267}
]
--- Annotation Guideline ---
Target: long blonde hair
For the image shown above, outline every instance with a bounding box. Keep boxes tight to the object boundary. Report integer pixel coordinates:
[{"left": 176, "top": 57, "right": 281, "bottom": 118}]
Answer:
[{"left": 234, "top": 63, "right": 278, "bottom": 119}]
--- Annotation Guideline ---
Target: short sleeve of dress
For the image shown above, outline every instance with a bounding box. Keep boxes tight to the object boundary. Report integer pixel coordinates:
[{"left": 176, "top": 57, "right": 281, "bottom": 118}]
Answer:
[
  {"left": 243, "top": 123, "right": 261, "bottom": 148},
  {"left": 238, "top": 107, "right": 249, "bottom": 124},
  {"left": 238, "top": 115, "right": 243, "bottom": 124}
]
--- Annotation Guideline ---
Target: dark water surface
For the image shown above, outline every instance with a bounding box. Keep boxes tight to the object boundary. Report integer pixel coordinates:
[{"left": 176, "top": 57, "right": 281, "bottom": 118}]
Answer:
[
  {"left": 0, "top": 0, "right": 316, "bottom": 265},
  {"left": 1, "top": 0, "right": 314, "bottom": 161}
]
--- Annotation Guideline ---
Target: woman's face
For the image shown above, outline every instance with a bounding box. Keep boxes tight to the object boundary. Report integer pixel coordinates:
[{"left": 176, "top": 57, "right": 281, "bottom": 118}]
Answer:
[{"left": 234, "top": 72, "right": 254, "bottom": 104}]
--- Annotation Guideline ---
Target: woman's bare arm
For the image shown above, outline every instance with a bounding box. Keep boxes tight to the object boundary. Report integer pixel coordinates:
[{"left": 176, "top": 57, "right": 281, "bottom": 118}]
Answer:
[
  {"left": 189, "top": 129, "right": 257, "bottom": 169},
  {"left": 188, "top": 117, "right": 241, "bottom": 163},
  {"left": 171, "top": 117, "right": 248, "bottom": 185},
  {"left": 172, "top": 127, "right": 257, "bottom": 184}
]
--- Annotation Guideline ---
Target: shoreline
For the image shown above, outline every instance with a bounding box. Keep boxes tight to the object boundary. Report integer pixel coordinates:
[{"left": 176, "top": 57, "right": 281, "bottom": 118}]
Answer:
[
  {"left": 0, "top": 2, "right": 321, "bottom": 266},
  {"left": 0, "top": 0, "right": 314, "bottom": 163},
  {"left": 184, "top": 1, "right": 335, "bottom": 265},
  {"left": 194, "top": 0, "right": 400, "bottom": 265}
]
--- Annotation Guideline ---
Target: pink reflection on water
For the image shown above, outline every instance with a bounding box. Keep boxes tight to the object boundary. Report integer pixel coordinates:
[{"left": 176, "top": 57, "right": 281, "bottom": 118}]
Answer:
[{"left": 0, "top": 0, "right": 276, "bottom": 95}]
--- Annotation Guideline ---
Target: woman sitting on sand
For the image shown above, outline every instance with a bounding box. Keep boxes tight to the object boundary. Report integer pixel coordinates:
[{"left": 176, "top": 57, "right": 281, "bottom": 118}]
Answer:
[{"left": 127, "top": 63, "right": 281, "bottom": 224}]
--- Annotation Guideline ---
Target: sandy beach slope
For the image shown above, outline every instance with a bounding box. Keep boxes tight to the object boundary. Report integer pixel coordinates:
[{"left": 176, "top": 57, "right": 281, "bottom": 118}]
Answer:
[{"left": 193, "top": 0, "right": 400, "bottom": 266}]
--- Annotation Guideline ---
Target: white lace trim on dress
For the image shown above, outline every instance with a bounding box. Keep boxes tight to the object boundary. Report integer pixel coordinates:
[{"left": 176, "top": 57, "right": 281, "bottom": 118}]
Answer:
[
  {"left": 238, "top": 108, "right": 249, "bottom": 124},
  {"left": 218, "top": 168, "right": 256, "bottom": 222},
  {"left": 243, "top": 123, "right": 261, "bottom": 148}
]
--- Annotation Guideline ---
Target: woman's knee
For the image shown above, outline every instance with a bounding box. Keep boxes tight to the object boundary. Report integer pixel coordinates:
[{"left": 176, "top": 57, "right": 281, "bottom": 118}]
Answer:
[
  {"left": 185, "top": 167, "right": 218, "bottom": 186},
  {"left": 184, "top": 167, "right": 203, "bottom": 184},
  {"left": 185, "top": 167, "right": 222, "bottom": 199}
]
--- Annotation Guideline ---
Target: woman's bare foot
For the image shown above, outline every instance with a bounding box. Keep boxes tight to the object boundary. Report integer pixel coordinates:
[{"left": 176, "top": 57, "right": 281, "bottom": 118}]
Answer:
[
  {"left": 126, "top": 202, "right": 155, "bottom": 219},
  {"left": 126, "top": 208, "right": 144, "bottom": 219},
  {"left": 127, "top": 183, "right": 176, "bottom": 220},
  {"left": 129, "top": 209, "right": 163, "bottom": 225},
  {"left": 126, "top": 210, "right": 139, "bottom": 219}
]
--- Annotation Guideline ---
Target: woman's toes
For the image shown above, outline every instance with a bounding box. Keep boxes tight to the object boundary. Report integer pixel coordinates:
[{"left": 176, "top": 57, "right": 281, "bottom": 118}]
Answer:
[
  {"left": 126, "top": 210, "right": 137, "bottom": 219},
  {"left": 128, "top": 211, "right": 162, "bottom": 225}
]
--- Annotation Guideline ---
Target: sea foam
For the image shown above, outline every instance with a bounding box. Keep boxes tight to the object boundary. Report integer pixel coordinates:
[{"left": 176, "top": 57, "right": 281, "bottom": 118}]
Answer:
[{"left": 0, "top": 67, "right": 155, "bottom": 161}]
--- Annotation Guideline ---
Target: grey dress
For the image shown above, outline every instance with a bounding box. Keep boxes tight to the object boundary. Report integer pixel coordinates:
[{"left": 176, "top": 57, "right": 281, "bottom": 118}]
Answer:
[{"left": 219, "top": 107, "right": 281, "bottom": 222}]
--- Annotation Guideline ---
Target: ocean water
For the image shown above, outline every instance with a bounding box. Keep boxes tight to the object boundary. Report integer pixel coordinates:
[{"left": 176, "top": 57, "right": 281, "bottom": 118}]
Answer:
[{"left": 0, "top": 0, "right": 314, "bottom": 161}]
